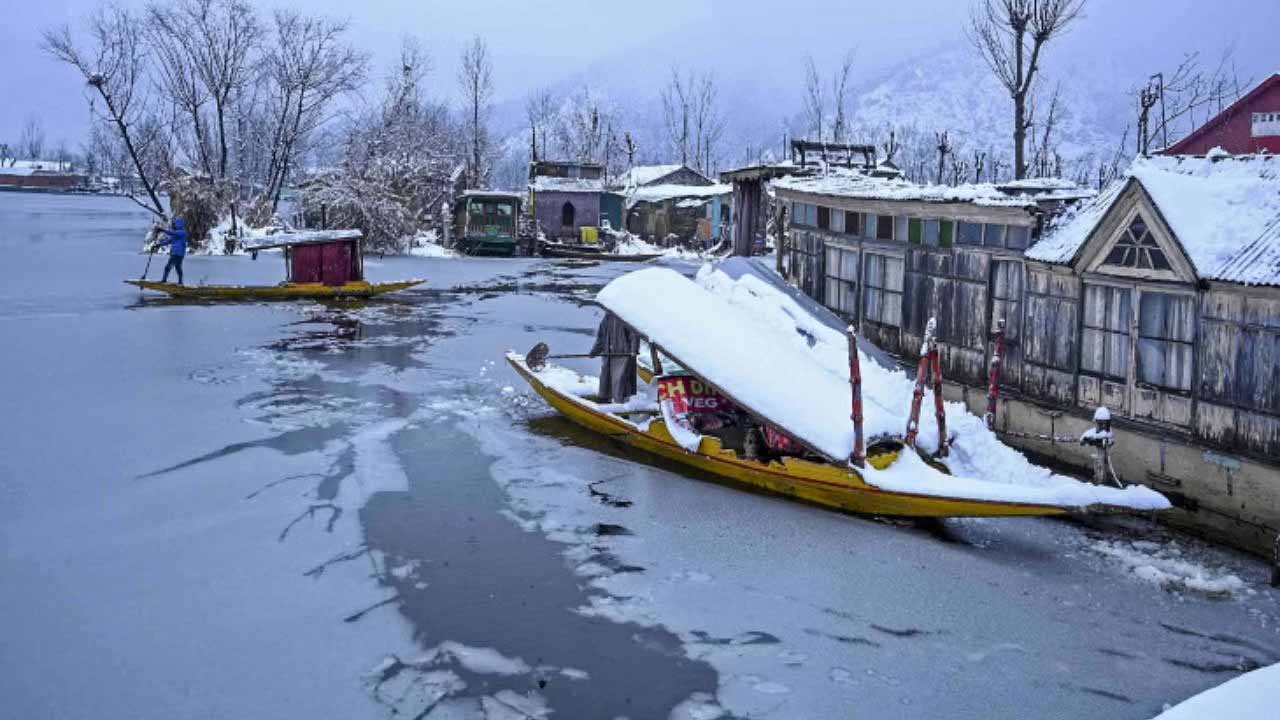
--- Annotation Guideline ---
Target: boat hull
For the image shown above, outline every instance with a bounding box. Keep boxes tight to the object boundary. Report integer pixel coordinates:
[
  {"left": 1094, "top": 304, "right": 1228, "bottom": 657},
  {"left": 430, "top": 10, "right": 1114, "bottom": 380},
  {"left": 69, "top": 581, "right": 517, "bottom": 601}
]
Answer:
[
  {"left": 507, "top": 355, "right": 1070, "bottom": 518},
  {"left": 124, "top": 279, "right": 423, "bottom": 299},
  {"left": 538, "top": 242, "right": 661, "bottom": 262}
]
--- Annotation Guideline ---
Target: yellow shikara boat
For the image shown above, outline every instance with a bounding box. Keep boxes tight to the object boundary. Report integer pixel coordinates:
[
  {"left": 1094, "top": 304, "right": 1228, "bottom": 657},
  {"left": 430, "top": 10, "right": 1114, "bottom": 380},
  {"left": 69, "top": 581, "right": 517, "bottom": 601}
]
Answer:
[
  {"left": 124, "top": 278, "right": 423, "bottom": 300},
  {"left": 127, "top": 229, "right": 423, "bottom": 300},
  {"left": 508, "top": 353, "right": 1075, "bottom": 518}
]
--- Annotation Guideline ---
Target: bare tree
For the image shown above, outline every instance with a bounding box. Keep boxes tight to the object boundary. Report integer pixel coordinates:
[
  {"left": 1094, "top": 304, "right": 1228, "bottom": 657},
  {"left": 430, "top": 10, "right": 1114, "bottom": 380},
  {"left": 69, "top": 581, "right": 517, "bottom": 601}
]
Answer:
[
  {"left": 525, "top": 87, "right": 554, "bottom": 162},
  {"left": 623, "top": 131, "right": 637, "bottom": 170},
  {"left": 802, "top": 56, "right": 826, "bottom": 141},
  {"left": 258, "top": 9, "right": 366, "bottom": 214},
  {"left": 1135, "top": 49, "right": 1246, "bottom": 154},
  {"left": 0, "top": 142, "right": 13, "bottom": 166},
  {"left": 690, "top": 72, "right": 724, "bottom": 175},
  {"left": 457, "top": 35, "right": 493, "bottom": 189},
  {"left": 968, "top": 0, "right": 1085, "bottom": 178},
  {"left": 935, "top": 131, "right": 952, "bottom": 184},
  {"left": 661, "top": 66, "right": 692, "bottom": 165},
  {"left": 43, "top": 7, "right": 168, "bottom": 216},
  {"left": 972, "top": 149, "right": 987, "bottom": 182},
  {"left": 881, "top": 129, "right": 900, "bottom": 165},
  {"left": 1029, "top": 83, "right": 1062, "bottom": 175},
  {"left": 830, "top": 50, "right": 856, "bottom": 143},
  {"left": 19, "top": 117, "right": 47, "bottom": 160}
]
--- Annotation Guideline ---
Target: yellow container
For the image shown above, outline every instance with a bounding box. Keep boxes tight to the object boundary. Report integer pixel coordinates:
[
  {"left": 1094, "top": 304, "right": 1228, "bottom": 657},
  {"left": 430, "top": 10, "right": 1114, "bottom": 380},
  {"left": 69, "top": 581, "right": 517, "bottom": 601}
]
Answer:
[{"left": 580, "top": 226, "right": 599, "bottom": 244}]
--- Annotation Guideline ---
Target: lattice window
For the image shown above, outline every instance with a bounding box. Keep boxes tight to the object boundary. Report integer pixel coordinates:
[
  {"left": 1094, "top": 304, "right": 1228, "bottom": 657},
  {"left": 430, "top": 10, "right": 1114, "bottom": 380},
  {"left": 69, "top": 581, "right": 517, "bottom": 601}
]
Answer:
[{"left": 1105, "top": 216, "right": 1171, "bottom": 271}]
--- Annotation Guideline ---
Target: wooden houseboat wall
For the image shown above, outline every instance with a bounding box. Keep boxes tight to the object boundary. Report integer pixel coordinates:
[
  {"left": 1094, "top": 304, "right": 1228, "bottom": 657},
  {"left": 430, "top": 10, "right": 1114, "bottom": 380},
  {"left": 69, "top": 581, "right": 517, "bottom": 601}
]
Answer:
[{"left": 776, "top": 159, "right": 1280, "bottom": 556}]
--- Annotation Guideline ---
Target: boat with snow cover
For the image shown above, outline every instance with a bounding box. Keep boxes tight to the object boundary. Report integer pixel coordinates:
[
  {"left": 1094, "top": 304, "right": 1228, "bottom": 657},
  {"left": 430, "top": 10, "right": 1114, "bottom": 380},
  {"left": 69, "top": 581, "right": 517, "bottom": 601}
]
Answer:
[
  {"left": 508, "top": 265, "right": 1170, "bottom": 518},
  {"left": 125, "top": 230, "right": 424, "bottom": 300},
  {"left": 538, "top": 240, "right": 662, "bottom": 262}
]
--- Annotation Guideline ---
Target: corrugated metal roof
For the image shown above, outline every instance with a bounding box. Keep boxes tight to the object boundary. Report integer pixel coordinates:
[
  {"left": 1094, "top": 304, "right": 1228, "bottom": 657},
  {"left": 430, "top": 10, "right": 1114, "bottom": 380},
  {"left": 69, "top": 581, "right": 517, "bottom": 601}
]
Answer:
[{"left": 1028, "top": 154, "right": 1280, "bottom": 286}]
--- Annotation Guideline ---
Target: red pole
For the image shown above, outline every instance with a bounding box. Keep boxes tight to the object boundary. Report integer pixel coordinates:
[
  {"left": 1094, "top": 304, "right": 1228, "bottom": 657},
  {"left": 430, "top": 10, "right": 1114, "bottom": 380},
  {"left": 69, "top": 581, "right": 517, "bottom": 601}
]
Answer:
[
  {"left": 985, "top": 318, "right": 1006, "bottom": 431},
  {"left": 847, "top": 326, "right": 865, "bottom": 468},
  {"left": 904, "top": 319, "right": 934, "bottom": 449},
  {"left": 930, "top": 336, "right": 948, "bottom": 458}
]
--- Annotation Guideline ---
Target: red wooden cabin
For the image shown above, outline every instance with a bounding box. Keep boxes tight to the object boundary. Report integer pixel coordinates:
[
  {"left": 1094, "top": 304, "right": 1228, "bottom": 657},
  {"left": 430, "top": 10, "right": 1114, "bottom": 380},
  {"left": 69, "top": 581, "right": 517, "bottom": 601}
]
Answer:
[
  {"left": 245, "top": 230, "right": 365, "bottom": 286},
  {"left": 1160, "top": 73, "right": 1280, "bottom": 155}
]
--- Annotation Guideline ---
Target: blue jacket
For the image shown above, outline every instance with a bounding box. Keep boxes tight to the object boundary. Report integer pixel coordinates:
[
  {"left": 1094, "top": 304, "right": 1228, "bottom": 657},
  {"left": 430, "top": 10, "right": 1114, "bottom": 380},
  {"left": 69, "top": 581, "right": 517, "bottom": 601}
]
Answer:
[{"left": 157, "top": 218, "right": 188, "bottom": 256}]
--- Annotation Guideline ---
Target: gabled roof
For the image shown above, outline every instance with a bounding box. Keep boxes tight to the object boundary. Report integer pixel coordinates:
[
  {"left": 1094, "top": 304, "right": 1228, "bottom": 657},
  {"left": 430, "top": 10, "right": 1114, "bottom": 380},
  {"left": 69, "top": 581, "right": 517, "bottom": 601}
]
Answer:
[
  {"left": 529, "top": 176, "right": 604, "bottom": 193},
  {"left": 1162, "top": 73, "right": 1280, "bottom": 155},
  {"left": 1027, "top": 154, "right": 1280, "bottom": 286},
  {"left": 618, "top": 164, "right": 688, "bottom": 188}
]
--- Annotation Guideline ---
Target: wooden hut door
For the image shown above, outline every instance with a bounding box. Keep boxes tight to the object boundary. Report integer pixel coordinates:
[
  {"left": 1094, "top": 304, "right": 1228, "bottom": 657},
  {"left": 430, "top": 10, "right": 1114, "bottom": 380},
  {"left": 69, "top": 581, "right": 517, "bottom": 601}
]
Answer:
[
  {"left": 320, "top": 241, "right": 353, "bottom": 286},
  {"left": 291, "top": 244, "right": 324, "bottom": 283}
]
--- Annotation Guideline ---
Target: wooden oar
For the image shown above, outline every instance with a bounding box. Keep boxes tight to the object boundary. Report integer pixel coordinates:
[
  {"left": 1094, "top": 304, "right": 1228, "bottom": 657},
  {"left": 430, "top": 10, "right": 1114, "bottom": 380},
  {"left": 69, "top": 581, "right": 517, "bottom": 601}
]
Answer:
[{"left": 524, "top": 342, "right": 632, "bottom": 370}]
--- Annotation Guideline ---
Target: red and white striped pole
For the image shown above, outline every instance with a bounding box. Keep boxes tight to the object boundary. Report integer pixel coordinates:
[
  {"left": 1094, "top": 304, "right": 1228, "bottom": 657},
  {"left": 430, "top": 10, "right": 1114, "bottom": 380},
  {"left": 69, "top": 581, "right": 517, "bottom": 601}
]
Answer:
[
  {"left": 904, "top": 318, "right": 934, "bottom": 449},
  {"left": 847, "top": 326, "right": 865, "bottom": 468},
  {"left": 930, "top": 330, "right": 948, "bottom": 458}
]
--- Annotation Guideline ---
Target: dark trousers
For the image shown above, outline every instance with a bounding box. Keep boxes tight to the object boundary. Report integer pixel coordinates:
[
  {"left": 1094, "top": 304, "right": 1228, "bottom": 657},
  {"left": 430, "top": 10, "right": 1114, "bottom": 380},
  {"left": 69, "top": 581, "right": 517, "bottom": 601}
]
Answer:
[{"left": 161, "top": 255, "right": 184, "bottom": 284}]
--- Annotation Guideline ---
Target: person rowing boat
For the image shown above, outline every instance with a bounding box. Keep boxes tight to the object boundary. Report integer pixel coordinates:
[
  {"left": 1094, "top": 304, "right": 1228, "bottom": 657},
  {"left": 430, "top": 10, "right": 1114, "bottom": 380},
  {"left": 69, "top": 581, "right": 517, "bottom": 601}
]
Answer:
[{"left": 589, "top": 311, "right": 641, "bottom": 403}]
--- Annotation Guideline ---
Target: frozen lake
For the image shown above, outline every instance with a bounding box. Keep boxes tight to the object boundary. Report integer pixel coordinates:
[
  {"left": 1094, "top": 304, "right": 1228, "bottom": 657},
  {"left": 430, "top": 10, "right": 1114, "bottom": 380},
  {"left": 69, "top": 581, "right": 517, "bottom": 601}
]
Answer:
[{"left": 1, "top": 192, "right": 1277, "bottom": 719}]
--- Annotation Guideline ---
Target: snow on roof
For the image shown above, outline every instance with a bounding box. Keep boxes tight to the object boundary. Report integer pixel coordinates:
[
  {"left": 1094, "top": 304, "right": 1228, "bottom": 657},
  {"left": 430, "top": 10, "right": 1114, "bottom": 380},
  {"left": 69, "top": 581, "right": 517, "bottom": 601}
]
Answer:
[
  {"left": 1028, "top": 154, "right": 1280, "bottom": 285},
  {"left": 628, "top": 182, "right": 730, "bottom": 207},
  {"left": 774, "top": 167, "right": 1093, "bottom": 208},
  {"left": 241, "top": 229, "right": 362, "bottom": 250},
  {"left": 459, "top": 189, "right": 523, "bottom": 201},
  {"left": 529, "top": 176, "right": 604, "bottom": 193},
  {"left": 618, "top": 164, "right": 685, "bottom": 188},
  {"left": 592, "top": 266, "right": 1167, "bottom": 511}
]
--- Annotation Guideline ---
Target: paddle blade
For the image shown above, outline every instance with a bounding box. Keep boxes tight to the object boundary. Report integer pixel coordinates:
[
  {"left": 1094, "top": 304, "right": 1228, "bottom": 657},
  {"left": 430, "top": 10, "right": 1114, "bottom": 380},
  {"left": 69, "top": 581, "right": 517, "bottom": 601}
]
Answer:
[{"left": 525, "top": 342, "right": 550, "bottom": 371}]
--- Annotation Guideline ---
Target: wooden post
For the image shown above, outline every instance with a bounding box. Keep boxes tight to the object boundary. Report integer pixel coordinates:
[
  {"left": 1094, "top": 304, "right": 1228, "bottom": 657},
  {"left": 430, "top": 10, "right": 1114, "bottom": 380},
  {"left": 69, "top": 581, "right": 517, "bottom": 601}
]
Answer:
[
  {"left": 649, "top": 342, "right": 664, "bottom": 378},
  {"left": 904, "top": 319, "right": 934, "bottom": 449},
  {"left": 985, "top": 318, "right": 1006, "bottom": 431},
  {"left": 847, "top": 326, "right": 865, "bottom": 468},
  {"left": 930, "top": 333, "right": 948, "bottom": 458}
]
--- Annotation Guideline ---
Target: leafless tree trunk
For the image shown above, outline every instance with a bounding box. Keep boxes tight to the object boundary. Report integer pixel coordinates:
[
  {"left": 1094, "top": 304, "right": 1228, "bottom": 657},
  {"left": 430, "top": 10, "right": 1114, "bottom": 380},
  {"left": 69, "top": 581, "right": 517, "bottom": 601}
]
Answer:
[
  {"left": 661, "top": 66, "right": 692, "bottom": 166},
  {"left": 973, "top": 149, "right": 987, "bottom": 182},
  {"left": 525, "top": 87, "right": 554, "bottom": 162},
  {"left": 43, "top": 8, "right": 168, "bottom": 216},
  {"left": 968, "top": 0, "right": 1085, "bottom": 179},
  {"left": 935, "top": 131, "right": 952, "bottom": 184},
  {"left": 19, "top": 117, "right": 47, "bottom": 160},
  {"left": 831, "top": 51, "right": 855, "bottom": 143},
  {"left": 458, "top": 35, "right": 493, "bottom": 189},
  {"left": 691, "top": 72, "right": 724, "bottom": 175},
  {"left": 882, "top": 129, "right": 900, "bottom": 164},
  {"left": 802, "top": 56, "right": 825, "bottom": 141}
]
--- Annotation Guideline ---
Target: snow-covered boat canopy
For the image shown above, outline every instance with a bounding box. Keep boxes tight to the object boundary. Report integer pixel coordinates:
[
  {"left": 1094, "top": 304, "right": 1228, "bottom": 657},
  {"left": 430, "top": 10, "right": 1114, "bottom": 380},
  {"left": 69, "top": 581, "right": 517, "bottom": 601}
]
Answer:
[
  {"left": 773, "top": 167, "right": 1094, "bottom": 209},
  {"left": 1027, "top": 153, "right": 1280, "bottom": 286},
  {"left": 593, "top": 265, "right": 1169, "bottom": 511},
  {"left": 240, "top": 229, "right": 362, "bottom": 250}
]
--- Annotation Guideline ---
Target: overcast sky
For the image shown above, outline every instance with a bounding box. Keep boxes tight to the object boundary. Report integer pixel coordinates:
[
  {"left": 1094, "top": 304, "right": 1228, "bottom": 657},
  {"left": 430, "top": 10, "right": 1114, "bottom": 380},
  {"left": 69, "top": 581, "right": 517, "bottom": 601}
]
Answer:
[{"left": 2, "top": 0, "right": 1274, "bottom": 152}]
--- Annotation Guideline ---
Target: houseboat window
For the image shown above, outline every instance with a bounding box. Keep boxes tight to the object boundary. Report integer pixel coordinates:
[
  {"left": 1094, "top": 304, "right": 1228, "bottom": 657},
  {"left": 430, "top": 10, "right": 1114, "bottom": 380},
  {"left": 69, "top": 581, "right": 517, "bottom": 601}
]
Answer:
[
  {"left": 983, "top": 223, "right": 1007, "bottom": 247},
  {"left": 876, "top": 215, "right": 895, "bottom": 241},
  {"left": 817, "top": 205, "right": 831, "bottom": 230},
  {"left": 896, "top": 216, "right": 909, "bottom": 243},
  {"left": 1006, "top": 225, "right": 1031, "bottom": 250},
  {"left": 923, "top": 219, "right": 940, "bottom": 246},
  {"left": 1081, "top": 284, "right": 1131, "bottom": 381},
  {"left": 957, "top": 221, "right": 983, "bottom": 245},
  {"left": 939, "top": 220, "right": 954, "bottom": 248},
  {"left": 863, "top": 253, "right": 904, "bottom": 328},
  {"left": 561, "top": 202, "right": 576, "bottom": 227},
  {"left": 830, "top": 208, "right": 845, "bottom": 233},
  {"left": 824, "top": 244, "right": 859, "bottom": 320},
  {"left": 1105, "top": 216, "right": 1171, "bottom": 271},
  {"left": 845, "top": 211, "right": 862, "bottom": 236},
  {"left": 908, "top": 218, "right": 923, "bottom": 244},
  {"left": 990, "top": 260, "right": 1023, "bottom": 346},
  {"left": 864, "top": 214, "right": 877, "bottom": 238},
  {"left": 1137, "top": 292, "right": 1195, "bottom": 392}
]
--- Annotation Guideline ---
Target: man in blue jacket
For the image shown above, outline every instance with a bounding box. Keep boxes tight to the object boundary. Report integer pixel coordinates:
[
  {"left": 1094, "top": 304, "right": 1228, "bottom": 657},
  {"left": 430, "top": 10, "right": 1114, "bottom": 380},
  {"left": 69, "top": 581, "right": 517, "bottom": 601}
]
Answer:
[{"left": 153, "top": 217, "right": 188, "bottom": 285}]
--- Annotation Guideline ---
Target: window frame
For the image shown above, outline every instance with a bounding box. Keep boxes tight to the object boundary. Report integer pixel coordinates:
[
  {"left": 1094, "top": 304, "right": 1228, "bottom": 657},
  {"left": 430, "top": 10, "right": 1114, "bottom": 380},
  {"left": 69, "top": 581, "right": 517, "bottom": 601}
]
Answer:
[{"left": 862, "top": 252, "right": 904, "bottom": 328}]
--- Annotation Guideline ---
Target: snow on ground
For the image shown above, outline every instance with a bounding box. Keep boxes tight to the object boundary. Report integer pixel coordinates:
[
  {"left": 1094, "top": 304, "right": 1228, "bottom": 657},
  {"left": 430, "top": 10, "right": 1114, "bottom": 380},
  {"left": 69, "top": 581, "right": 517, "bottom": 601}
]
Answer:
[
  {"left": 613, "top": 233, "right": 710, "bottom": 261},
  {"left": 1151, "top": 662, "right": 1280, "bottom": 719},
  {"left": 408, "top": 229, "right": 461, "bottom": 258}
]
